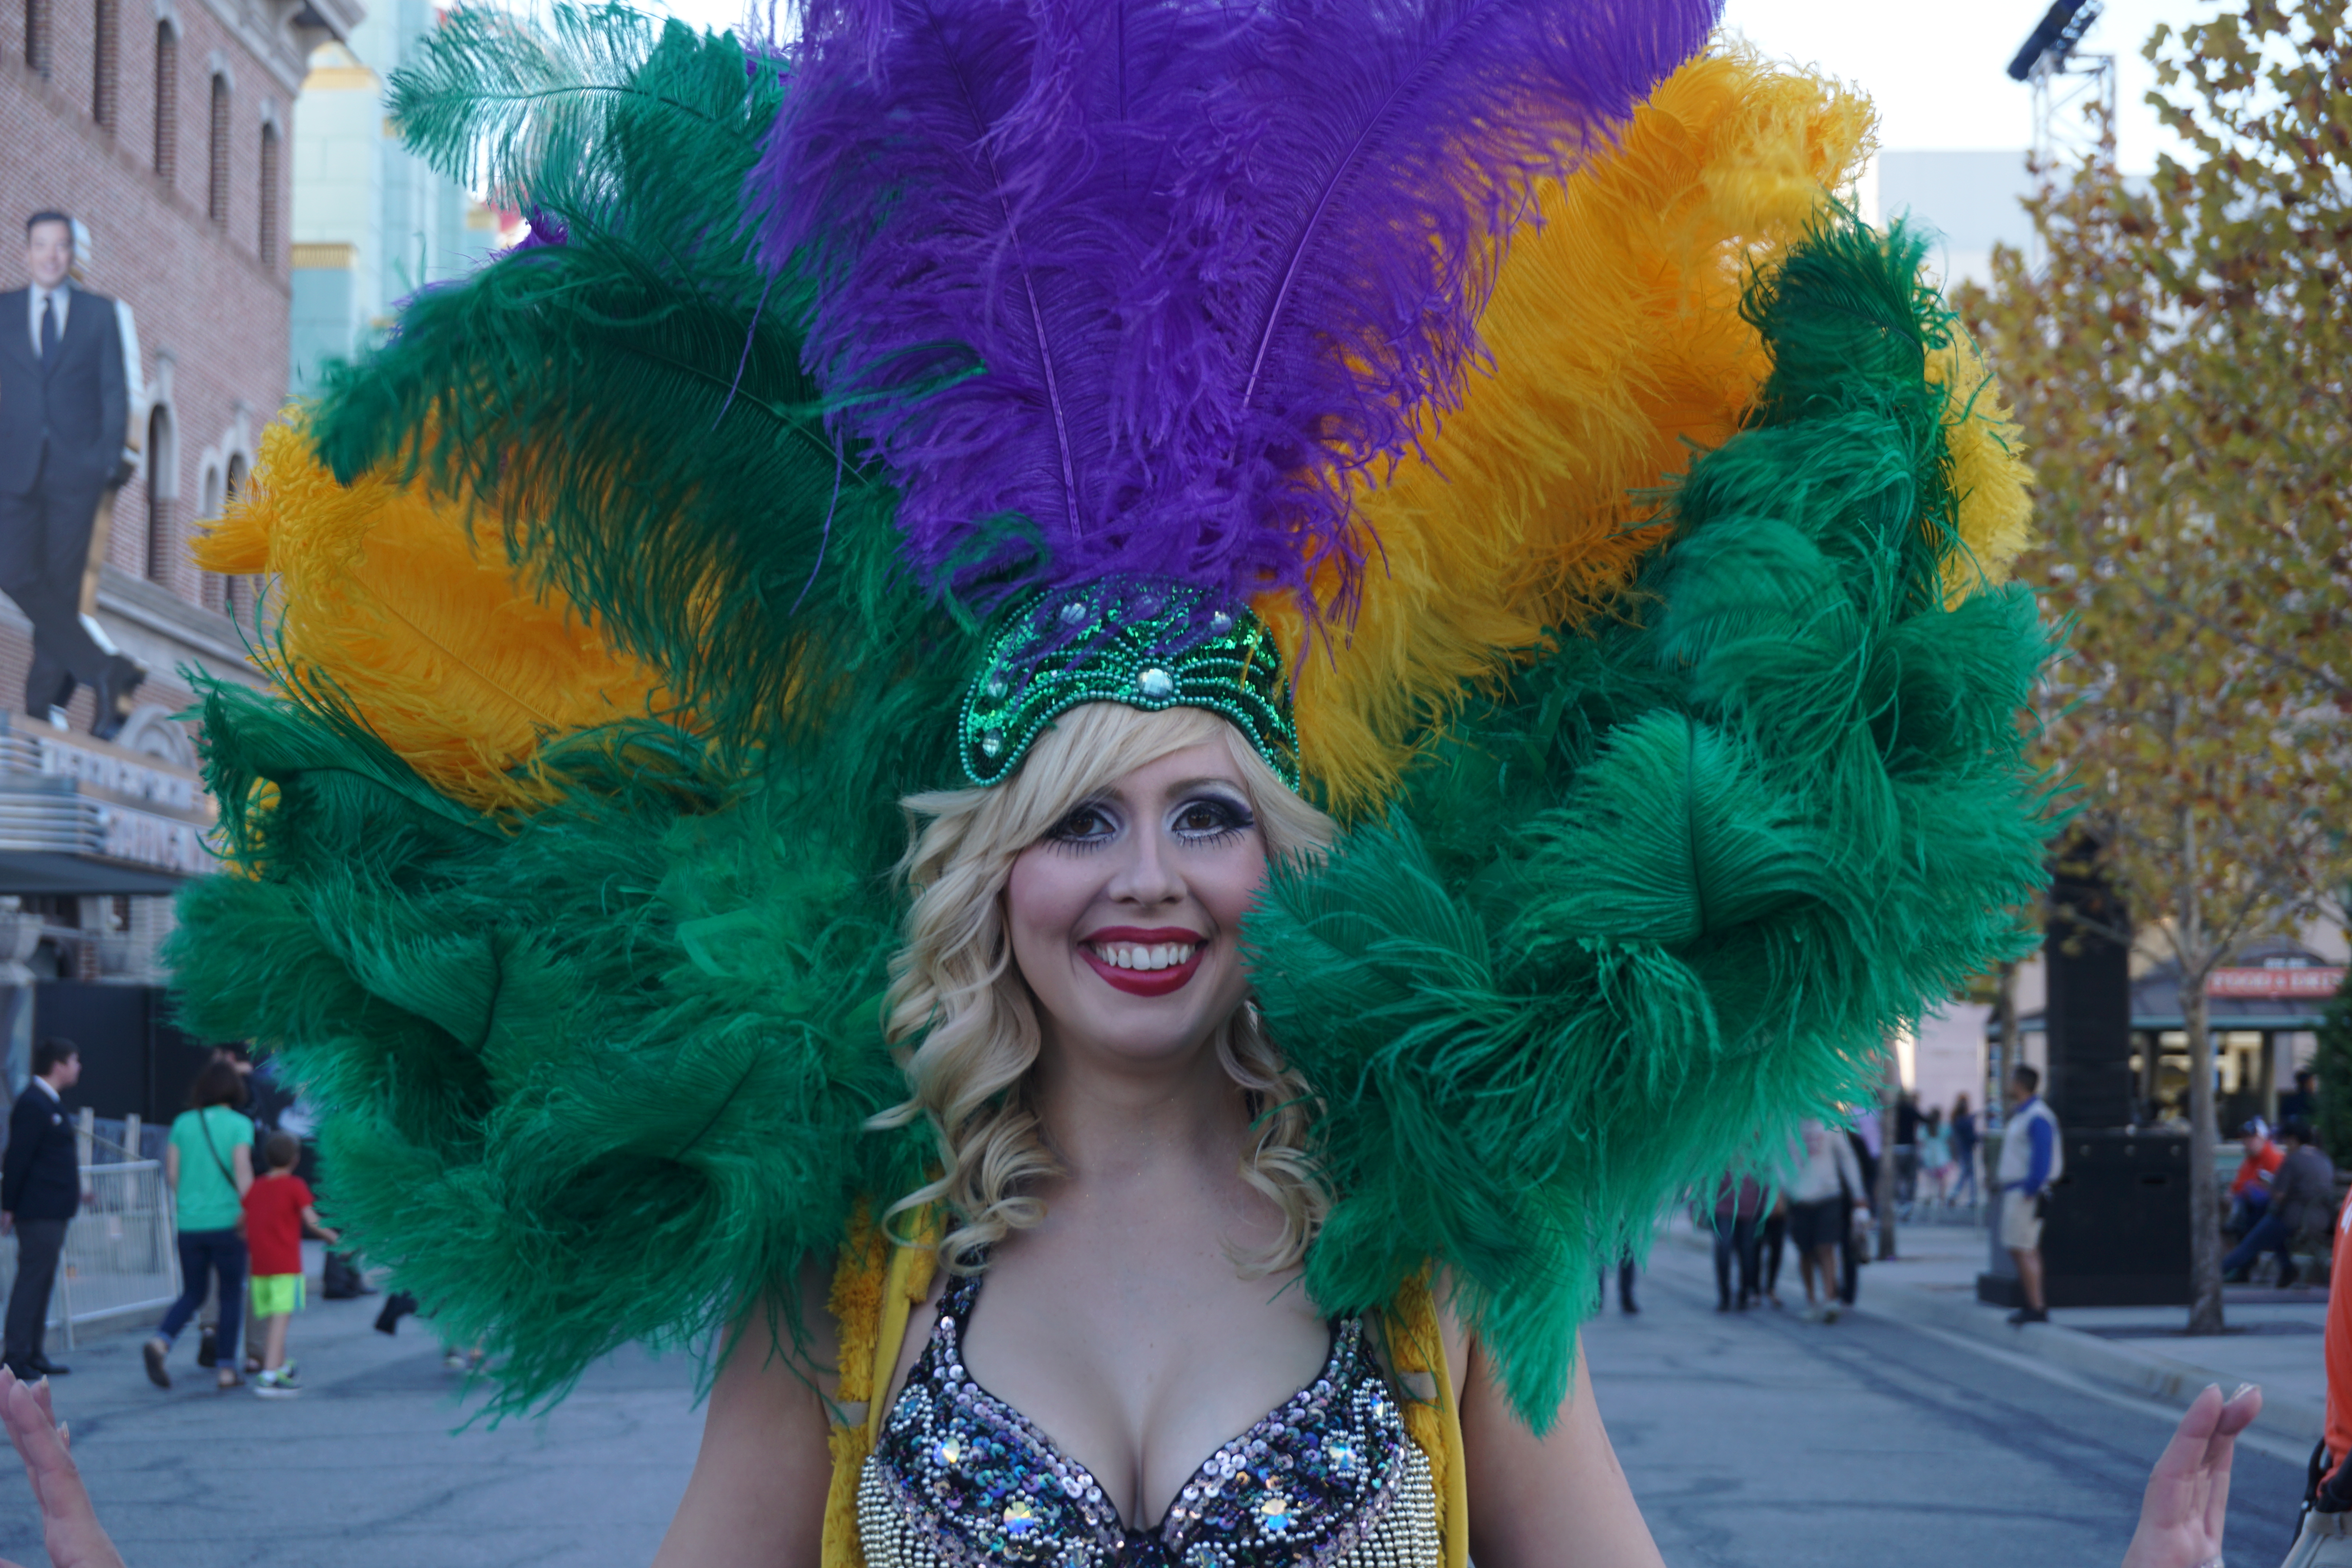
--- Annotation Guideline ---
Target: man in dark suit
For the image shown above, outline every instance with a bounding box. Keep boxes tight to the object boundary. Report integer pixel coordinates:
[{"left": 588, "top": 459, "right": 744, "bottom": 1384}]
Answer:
[
  {"left": 2, "top": 1038, "right": 83, "bottom": 1379},
  {"left": 0, "top": 212, "right": 145, "bottom": 738}
]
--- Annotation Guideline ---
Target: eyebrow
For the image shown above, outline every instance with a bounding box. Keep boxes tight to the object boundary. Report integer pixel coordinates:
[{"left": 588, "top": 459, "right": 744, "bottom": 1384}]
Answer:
[{"left": 1162, "top": 776, "right": 1251, "bottom": 802}]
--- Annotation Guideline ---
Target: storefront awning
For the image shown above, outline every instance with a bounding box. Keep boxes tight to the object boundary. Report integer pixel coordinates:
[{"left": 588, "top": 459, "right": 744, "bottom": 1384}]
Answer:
[{"left": 0, "top": 715, "right": 213, "bottom": 897}]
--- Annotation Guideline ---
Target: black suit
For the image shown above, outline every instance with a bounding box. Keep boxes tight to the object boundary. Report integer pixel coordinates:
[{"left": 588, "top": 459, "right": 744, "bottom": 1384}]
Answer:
[
  {"left": 0, "top": 282, "right": 128, "bottom": 716},
  {"left": 2, "top": 1082, "right": 80, "bottom": 1370}
]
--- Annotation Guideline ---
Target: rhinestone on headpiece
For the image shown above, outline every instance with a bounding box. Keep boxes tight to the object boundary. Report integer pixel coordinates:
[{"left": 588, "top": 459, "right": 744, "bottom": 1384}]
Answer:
[{"left": 957, "top": 579, "right": 1299, "bottom": 790}]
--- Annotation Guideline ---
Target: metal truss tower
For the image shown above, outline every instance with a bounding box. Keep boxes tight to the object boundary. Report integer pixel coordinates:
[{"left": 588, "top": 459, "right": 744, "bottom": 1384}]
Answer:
[{"left": 2006, "top": 0, "right": 2118, "bottom": 265}]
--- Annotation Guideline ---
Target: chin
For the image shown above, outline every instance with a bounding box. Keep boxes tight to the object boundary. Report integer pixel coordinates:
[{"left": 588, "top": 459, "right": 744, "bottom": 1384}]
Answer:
[{"left": 1061, "top": 959, "right": 1248, "bottom": 1064}]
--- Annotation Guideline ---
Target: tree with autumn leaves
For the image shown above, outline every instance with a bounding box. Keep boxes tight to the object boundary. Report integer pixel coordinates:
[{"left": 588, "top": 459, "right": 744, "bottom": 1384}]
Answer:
[{"left": 1956, "top": 0, "right": 2350, "bottom": 1333}]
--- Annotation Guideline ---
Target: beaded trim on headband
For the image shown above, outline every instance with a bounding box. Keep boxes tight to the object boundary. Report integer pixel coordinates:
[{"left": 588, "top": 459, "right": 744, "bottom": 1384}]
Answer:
[{"left": 957, "top": 579, "right": 1299, "bottom": 790}]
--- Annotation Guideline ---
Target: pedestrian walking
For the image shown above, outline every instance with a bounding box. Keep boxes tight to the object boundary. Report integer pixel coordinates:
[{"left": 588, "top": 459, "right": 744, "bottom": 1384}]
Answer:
[
  {"left": 1999, "top": 1064, "right": 2062, "bottom": 1325},
  {"left": 1, "top": 1039, "right": 82, "bottom": 1381},
  {"left": 241, "top": 1132, "right": 338, "bottom": 1397},
  {"left": 1787, "top": 1119, "right": 1865, "bottom": 1323},
  {"left": 142, "top": 1060, "right": 255, "bottom": 1391},
  {"left": 1949, "top": 1093, "right": 1980, "bottom": 1208},
  {"left": 1602, "top": 1253, "right": 1639, "bottom": 1315},
  {"left": 2223, "top": 1118, "right": 2333, "bottom": 1288},
  {"left": 2282, "top": 1068, "right": 2318, "bottom": 1127},
  {"left": 1839, "top": 1123, "right": 1873, "bottom": 1306},
  {"left": 1708, "top": 1171, "right": 1766, "bottom": 1310},
  {"left": 1893, "top": 1091, "right": 1921, "bottom": 1214},
  {"left": 1917, "top": 1108, "right": 1955, "bottom": 1206},
  {"left": 1758, "top": 1192, "right": 1788, "bottom": 1308}
]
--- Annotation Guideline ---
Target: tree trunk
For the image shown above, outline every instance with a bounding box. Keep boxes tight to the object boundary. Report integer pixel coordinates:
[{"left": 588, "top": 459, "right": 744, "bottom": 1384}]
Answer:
[
  {"left": 2181, "top": 805, "right": 2225, "bottom": 1335},
  {"left": 1993, "top": 961, "right": 2019, "bottom": 1134},
  {"left": 2185, "top": 977, "right": 2223, "bottom": 1332}
]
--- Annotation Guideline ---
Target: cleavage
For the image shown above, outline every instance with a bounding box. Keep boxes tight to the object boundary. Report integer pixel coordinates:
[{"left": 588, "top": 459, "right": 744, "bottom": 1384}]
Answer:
[{"left": 947, "top": 1266, "right": 1343, "bottom": 1532}]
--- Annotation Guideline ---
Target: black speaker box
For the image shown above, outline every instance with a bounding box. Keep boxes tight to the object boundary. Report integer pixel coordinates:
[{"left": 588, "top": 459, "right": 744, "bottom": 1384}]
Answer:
[
  {"left": 2043, "top": 846, "right": 2136, "bottom": 1129},
  {"left": 1978, "top": 1128, "right": 2190, "bottom": 1307}
]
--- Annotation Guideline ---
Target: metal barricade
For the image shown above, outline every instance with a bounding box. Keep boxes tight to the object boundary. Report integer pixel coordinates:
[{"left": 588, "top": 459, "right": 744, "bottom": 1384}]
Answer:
[{"left": 0, "top": 1128, "right": 182, "bottom": 1350}]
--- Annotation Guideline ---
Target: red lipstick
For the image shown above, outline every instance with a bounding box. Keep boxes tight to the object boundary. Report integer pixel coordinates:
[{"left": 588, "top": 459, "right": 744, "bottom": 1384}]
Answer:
[{"left": 1078, "top": 926, "right": 1207, "bottom": 997}]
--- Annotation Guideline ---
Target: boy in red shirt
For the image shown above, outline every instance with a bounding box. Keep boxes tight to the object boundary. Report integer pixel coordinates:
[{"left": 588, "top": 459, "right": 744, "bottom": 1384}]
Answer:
[{"left": 241, "top": 1132, "right": 337, "bottom": 1399}]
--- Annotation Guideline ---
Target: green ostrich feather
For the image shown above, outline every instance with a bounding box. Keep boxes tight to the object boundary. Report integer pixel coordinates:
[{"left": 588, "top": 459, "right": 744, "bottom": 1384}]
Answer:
[
  {"left": 170, "top": 4, "right": 2052, "bottom": 1435},
  {"left": 1250, "top": 216, "right": 2059, "bottom": 1431},
  {"left": 170, "top": 686, "right": 928, "bottom": 1414},
  {"left": 167, "top": 8, "right": 957, "bottom": 1414},
  {"left": 307, "top": 4, "right": 976, "bottom": 767}
]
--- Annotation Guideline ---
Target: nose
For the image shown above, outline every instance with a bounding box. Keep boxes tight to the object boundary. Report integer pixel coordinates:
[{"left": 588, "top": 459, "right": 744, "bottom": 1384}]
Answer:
[{"left": 1104, "top": 817, "right": 1185, "bottom": 908}]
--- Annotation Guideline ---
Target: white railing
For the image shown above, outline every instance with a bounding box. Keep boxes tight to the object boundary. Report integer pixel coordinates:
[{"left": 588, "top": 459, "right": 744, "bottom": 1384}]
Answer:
[{"left": 0, "top": 1122, "right": 182, "bottom": 1349}]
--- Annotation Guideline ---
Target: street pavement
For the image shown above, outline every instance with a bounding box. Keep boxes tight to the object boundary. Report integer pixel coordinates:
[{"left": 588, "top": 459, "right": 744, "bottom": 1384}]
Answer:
[
  {"left": 0, "top": 1236, "right": 2316, "bottom": 1567},
  {"left": 0, "top": 1291, "right": 702, "bottom": 1567},
  {"left": 1589, "top": 1232, "right": 2310, "bottom": 1568}
]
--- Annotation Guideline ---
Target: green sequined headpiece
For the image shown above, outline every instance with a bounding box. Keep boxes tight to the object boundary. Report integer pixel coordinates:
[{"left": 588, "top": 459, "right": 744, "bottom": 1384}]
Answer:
[{"left": 958, "top": 579, "right": 1299, "bottom": 789}]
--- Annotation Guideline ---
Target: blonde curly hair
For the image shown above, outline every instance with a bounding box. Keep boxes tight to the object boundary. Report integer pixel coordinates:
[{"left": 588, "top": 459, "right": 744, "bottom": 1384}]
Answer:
[{"left": 875, "top": 702, "right": 1336, "bottom": 1277}]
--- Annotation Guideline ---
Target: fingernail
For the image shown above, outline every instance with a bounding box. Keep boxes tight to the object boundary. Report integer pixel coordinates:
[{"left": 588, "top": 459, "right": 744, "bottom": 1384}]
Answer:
[{"left": 2235, "top": 1383, "right": 2258, "bottom": 1399}]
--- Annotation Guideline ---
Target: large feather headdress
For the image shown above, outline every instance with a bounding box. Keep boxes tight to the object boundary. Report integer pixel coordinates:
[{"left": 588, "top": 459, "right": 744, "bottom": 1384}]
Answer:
[
  {"left": 756, "top": 0, "right": 1720, "bottom": 782},
  {"left": 175, "top": 0, "right": 2053, "bottom": 1438}
]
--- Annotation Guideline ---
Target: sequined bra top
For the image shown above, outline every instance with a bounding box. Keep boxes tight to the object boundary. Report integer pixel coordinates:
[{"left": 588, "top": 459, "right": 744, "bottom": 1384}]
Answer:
[{"left": 857, "top": 1267, "right": 1441, "bottom": 1567}]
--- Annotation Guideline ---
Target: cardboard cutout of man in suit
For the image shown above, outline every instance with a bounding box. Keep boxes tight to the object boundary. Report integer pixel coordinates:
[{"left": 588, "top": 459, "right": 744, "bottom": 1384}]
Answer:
[{"left": 0, "top": 212, "right": 145, "bottom": 737}]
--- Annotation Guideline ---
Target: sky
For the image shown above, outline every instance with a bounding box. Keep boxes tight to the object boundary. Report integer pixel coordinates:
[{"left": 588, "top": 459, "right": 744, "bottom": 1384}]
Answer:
[
  {"left": 1717, "top": 0, "right": 2211, "bottom": 173},
  {"left": 628, "top": 0, "right": 2215, "bottom": 175}
]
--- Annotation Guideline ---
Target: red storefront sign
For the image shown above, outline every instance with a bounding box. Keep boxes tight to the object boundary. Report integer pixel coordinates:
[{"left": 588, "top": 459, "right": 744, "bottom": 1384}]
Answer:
[{"left": 2205, "top": 967, "right": 2347, "bottom": 1000}]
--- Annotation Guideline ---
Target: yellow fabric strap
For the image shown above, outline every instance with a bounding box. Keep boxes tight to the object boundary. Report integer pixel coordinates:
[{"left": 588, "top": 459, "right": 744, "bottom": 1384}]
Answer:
[
  {"left": 1381, "top": 1273, "right": 1470, "bottom": 1568},
  {"left": 820, "top": 1205, "right": 938, "bottom": 1568}
]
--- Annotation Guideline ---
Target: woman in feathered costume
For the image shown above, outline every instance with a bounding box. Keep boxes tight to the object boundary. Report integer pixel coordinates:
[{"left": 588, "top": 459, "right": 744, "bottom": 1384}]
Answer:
[{"left": 0, "top": 0, "right": 2269, "bottom": 1564}]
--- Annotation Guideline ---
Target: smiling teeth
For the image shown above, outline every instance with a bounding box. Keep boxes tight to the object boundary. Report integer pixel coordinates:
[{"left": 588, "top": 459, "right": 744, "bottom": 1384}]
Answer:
[{"left": 1092, "top": 943, "right": 1197, "bottom": 971}]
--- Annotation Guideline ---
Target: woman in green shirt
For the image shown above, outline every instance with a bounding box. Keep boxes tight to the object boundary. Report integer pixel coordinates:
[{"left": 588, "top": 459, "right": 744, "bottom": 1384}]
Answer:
[{"left": 143, "top": 1061, "right": 254, "bottom": 1390}]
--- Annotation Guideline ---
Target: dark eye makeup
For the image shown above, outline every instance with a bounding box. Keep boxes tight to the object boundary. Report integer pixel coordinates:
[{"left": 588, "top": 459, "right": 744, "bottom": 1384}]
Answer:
[
  {"left": 1171, "top": 793, "right": 1254, "bottom": 841},
  {"left": 1044, "top": 800, "right": 1119, "bottom": 846},
  {"left": 1040, "top": 791, "right": 1256, "bottom": 851}
]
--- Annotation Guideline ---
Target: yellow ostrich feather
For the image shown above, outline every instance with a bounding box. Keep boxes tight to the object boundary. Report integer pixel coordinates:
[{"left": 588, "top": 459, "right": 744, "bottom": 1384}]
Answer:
[
  {"left": 196, "top": 422, "right": 672, "bottom": 814},
  {"left": 1927, "top": 326, "right": 2036, "bottom": 606},
  {"left": 1263, "top": 45, "right": 1880, "bottom": 815}
]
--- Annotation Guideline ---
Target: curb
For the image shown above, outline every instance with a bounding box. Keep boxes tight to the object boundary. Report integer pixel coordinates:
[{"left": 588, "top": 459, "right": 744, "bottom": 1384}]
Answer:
[
  {"left": 1666, "top": 1228, "right": 2327, "bottom": 1442},
  {"left": 1860, "top": 1274, "right": 2326, "bottom": 1443}
]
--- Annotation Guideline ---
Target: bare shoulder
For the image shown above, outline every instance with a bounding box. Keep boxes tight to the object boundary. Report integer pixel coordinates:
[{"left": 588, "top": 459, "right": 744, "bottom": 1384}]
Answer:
[
  {"left": 1439, "top": 1283, "right": 1666, "bottom": 1568},
  {"left": 653, "top": 1257, "right": 839, "bottom": 1568}
]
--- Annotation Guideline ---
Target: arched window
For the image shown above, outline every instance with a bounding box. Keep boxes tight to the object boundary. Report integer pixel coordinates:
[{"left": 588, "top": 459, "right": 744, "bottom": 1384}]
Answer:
[
  {"left": 207, "top": 72, "right": 230, "bottom": 223},
  {"left": 258, "top": 121, "right": 279, "bottom": 264},
  {"left": 145, "top": 403, "right": 176, "bottom": 584},
  {"left": 153, "top": 22, "right": 178, "bottom": 179},
  {"left": 199, "top": 462, "right": 224, "bottom": 612},
  {"left": 23, "top": 0, "right": 50, "bottom": 77},
  {"left": 92, "top": 0, "right": 118, "bottom": 130},
  {"left": 220, "top": 454, "right": 248, "bottom": 620}
]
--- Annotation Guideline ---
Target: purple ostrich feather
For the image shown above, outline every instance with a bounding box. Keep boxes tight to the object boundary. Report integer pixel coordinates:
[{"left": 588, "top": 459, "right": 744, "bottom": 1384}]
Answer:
[{"left": 753, "top": 0, "right": 1718, "bottom": 621}]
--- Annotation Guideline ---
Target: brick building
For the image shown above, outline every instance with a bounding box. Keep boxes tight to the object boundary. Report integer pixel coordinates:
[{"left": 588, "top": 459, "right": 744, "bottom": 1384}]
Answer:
[{"left": 0, "top": 0, "right": 359, "bottom": 1091}]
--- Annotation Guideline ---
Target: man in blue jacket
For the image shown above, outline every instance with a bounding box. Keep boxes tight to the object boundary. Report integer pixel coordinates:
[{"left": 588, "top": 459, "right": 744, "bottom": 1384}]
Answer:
[
  {"left": 1999, "top": 1063, "right": 2064, "bottom": 1326},
  {"left": 2, "top": 1038, "right": 83, "bottom": 1379}
]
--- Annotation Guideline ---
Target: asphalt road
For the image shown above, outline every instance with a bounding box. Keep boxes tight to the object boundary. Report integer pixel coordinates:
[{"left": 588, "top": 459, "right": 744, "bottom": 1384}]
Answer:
[
  {"left": 1588, "top": 1238, "right": 2308, "bottom": 1568},
  {"left": 0, "top": 1242, "right": 2310, "bottom": 1566}
]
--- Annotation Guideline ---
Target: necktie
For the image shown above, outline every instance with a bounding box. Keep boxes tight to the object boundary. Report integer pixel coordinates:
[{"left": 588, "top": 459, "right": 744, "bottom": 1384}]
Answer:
[{"left": 39, "top": 293, "right": 58, "bottom": 362}]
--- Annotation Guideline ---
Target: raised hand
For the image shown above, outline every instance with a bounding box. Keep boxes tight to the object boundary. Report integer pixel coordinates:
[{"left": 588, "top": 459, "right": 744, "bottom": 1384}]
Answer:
[
  {"left": 2122, "top": 1382, "right": 2263, "bottom": 1568},
  {"left": 0, "top": 1366, "right": 127, "bottom": 1568}
]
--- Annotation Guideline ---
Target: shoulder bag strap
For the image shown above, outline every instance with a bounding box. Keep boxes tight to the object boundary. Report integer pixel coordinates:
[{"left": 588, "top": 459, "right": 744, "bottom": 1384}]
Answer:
[{"left": 196, "top": 1111, "right": 238, "bottom": 1188}]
